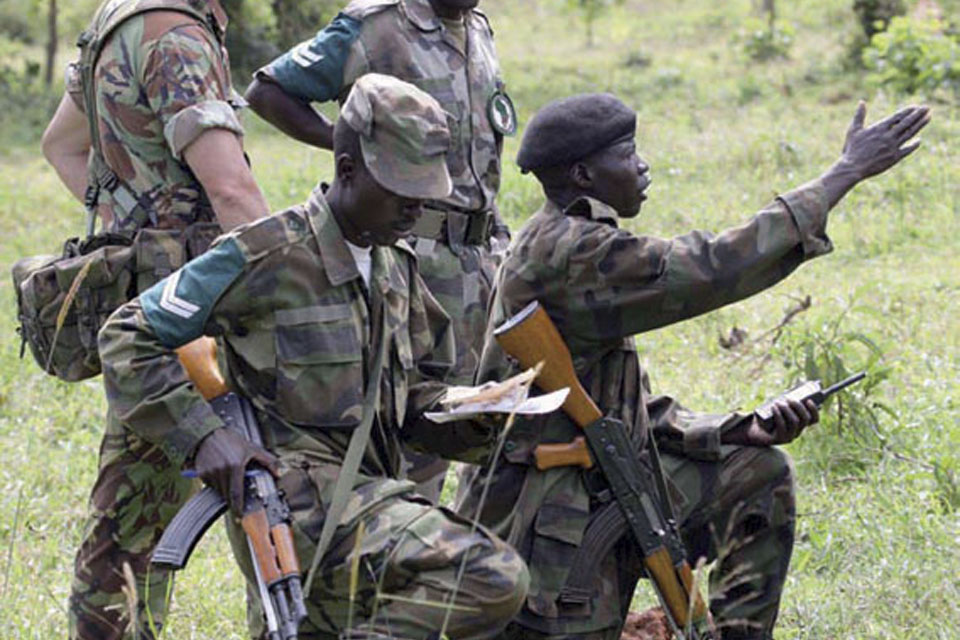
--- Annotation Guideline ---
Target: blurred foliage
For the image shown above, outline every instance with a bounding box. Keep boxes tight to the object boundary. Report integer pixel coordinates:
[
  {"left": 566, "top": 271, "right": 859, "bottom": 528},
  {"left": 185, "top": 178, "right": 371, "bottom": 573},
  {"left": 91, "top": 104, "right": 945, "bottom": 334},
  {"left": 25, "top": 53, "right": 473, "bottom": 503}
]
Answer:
[
  {"left": 733, "top": 17, "right": 794, "bottom": 61},
  {"left": 863, "top": 15, "right": 960, "bottom": 99},
  {"left": 844, "top": 0, "right": 907, "bottom": 67},
  {"left": 561, "top": 0, "right": 624, "bottom": 48},
  {"left": 854, "top": 0, "right": 906, "bottom": 40}
]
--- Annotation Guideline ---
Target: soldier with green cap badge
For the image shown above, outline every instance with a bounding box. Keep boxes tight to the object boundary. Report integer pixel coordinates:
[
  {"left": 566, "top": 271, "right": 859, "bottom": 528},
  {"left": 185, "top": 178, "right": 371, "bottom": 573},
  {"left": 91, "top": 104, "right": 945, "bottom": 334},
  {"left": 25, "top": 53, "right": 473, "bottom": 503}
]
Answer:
[
  {"left": 98, "top": 73, "right": 529, "bottom": 640},
  {"left": 245, "top": 0, "right": 518, "bottom": 502},
  {"left": 457, "top": 94, "right": 929, "bottom": 639}
]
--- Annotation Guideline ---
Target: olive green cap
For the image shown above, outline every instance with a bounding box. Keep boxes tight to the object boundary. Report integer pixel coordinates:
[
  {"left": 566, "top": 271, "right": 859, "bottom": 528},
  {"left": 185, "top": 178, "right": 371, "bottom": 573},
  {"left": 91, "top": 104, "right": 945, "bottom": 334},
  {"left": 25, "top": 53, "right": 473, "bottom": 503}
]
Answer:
[{"left": 340, "top": 73, "right": 453, "bottom": 199}]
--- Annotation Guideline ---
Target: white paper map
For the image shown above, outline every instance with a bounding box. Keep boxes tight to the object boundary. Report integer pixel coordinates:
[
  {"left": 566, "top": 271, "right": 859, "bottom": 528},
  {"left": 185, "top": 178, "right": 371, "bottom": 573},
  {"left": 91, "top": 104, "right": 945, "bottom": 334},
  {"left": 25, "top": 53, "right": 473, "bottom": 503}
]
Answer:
[{"left": 424, "top": 366, "right": 569, "bottom": 424}]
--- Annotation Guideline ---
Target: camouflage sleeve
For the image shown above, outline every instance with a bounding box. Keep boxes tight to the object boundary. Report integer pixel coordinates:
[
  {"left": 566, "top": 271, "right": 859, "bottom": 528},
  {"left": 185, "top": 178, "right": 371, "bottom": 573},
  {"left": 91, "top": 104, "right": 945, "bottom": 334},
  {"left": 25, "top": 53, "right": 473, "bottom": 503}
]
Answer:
[
  {"left": 402, "top": 266, "right": 498, "bottom": 461},
  {"left": 563, "top": 181, "right": 832, "bottom": 348},
  {"left": 65, "top": 61, "right": 83, "bottom": 111},
  {"left": 98, "top": 236, "right": 250, "bottom": 466},
  {"left": 645, "top": 394, "right": 751, "bottom": 460},
  {"left": 141, "top": 24, "right": 243, "bottom": 159},
  {"left": 254, "top": 13, "right": 364, "bottom": 103}
]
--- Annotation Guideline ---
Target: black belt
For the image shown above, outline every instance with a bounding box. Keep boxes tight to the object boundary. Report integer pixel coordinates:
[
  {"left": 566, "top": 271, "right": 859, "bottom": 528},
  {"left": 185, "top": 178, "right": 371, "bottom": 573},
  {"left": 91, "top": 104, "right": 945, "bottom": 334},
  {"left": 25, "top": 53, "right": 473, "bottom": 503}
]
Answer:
[{"left": 409, "top": 205, "right": 496, "bottom": 246}]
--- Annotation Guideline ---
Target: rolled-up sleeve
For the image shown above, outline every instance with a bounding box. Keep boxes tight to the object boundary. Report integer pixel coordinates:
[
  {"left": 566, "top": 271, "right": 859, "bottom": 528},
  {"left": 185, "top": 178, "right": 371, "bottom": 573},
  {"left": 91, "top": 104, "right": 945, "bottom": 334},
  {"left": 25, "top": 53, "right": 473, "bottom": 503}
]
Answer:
[
  {"left": 163, "top": 100, "right": 243, "bottom": 159},
  {"left": 141, "top": 24, "right": 243, "bottom": 159}
]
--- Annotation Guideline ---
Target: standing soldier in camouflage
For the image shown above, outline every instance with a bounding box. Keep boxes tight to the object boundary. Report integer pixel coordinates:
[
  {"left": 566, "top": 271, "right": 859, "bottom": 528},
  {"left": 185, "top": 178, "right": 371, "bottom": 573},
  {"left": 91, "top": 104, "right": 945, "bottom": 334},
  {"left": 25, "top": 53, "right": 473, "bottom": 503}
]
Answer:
[
  {"left": 457, "top": 94, "right": 930, "bottom": 639},
  {"left": 98, "top": 73, "right": 528, "bottom": 640},
  {"left": 40, "top": 1, "right": 269, "bottom": 637},
  {"left": 244, "top": 0, "right": 516, "bottom": 501}
]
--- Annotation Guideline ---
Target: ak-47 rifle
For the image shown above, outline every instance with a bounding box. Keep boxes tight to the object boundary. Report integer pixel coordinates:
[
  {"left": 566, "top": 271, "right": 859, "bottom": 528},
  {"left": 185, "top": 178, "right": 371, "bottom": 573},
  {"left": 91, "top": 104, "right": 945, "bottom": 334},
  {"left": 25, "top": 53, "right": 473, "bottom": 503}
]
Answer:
[
  {"left": 494, "top": 301, "right": 712, "bottom": 639},
  {"left": 152, "top": 338, "right": 307, "bottom": 640}
]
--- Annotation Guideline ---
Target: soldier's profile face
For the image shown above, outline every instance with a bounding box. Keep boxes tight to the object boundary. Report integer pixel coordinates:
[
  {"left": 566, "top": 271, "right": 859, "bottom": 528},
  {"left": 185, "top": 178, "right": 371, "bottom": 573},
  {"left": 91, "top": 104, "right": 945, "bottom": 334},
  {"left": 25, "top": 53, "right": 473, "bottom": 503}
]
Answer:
[
  {"left": 582, "top": 140, "right": 651, "bottom": 218},
  {"left": 352, "top": 161, "right": 424, "bottom": 246}
]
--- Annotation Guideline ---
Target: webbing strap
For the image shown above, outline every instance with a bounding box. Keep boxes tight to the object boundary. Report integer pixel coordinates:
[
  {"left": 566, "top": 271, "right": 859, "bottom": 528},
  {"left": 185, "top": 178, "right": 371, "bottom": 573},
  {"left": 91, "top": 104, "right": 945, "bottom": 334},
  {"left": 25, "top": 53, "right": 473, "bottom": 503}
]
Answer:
[
  {"left": 78, "top": 0, "right": 222, "bottom": 234},
  {"left": 303, "top": 303, "right": 390, "bottom": 594}
]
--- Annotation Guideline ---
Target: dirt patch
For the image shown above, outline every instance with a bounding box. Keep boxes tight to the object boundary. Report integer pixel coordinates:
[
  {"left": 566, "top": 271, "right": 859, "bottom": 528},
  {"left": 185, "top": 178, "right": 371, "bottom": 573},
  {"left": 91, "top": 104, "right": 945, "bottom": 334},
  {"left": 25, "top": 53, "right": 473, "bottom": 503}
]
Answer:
[{"left": 620, "top": 608, "right": 673, "bottom": 640}]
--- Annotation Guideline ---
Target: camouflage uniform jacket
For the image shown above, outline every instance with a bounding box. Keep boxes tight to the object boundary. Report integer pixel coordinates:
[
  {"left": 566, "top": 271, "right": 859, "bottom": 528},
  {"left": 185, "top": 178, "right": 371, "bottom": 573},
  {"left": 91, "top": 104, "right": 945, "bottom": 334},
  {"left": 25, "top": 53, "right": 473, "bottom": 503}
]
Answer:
[
  {"left": 458, "top": 181, "right": 832, "bottom": 629},
  {"left": 99, "top": 187, "right": 495, "bottom": 477},
  {"left": 67, "top": 0, "right": 244, "bottom": 232},
  {"left": 257, "top": 0, "right": 507, "bottom": 214}
]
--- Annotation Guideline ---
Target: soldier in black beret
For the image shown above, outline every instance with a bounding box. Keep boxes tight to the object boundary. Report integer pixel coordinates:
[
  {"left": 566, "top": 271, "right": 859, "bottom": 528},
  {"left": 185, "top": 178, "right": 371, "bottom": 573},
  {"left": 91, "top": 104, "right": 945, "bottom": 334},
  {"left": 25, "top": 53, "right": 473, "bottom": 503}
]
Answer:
[{"left": 458, "top": 96, "right": 929, "bottom": 639}]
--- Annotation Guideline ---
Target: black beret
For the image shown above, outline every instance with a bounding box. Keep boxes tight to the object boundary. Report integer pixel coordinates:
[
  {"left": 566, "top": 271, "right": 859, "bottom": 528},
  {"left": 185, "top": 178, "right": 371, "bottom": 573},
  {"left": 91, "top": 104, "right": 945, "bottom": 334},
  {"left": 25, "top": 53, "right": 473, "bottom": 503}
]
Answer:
[{"left": 516, "top": 93, "right": 636, "bottom": 173}]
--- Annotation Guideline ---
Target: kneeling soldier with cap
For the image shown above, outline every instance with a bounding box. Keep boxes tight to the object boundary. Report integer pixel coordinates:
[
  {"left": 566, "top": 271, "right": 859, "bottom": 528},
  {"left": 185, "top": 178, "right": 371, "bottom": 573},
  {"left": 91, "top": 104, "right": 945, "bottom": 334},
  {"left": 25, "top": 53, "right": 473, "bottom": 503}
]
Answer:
[
  {"left": 457, "top": 94, "right": 928, "bottom": 639},
  {"left": 98, "top": 73, "right": 529, "bottom": 640}
]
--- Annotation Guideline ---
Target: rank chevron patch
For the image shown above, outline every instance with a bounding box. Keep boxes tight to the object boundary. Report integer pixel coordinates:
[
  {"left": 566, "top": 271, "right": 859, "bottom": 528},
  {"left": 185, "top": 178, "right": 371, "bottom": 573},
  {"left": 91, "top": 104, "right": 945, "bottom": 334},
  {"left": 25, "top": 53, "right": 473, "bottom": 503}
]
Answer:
[{"left": 159, "top": 271, "right": 201, "bottom": 319}]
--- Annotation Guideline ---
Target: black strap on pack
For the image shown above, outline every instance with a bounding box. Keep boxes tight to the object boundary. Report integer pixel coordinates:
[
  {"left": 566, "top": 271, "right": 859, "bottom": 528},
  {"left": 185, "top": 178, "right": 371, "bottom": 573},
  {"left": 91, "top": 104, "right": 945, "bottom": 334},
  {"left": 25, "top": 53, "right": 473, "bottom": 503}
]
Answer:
[{"left": 76, "top": 0, "right": 224, "bottom": 235}]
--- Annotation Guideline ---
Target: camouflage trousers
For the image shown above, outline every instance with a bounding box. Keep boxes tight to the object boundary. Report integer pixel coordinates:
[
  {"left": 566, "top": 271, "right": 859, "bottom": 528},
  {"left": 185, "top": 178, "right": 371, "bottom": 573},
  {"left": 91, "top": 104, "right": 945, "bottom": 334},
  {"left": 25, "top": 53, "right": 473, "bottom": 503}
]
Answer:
[
  {"left": 69, "top": 410, "right": 198, "bottom": 640},
  {"left": 472, "top": 445, "right": 795, "bottom": 640},
  {"left": 401, "top": 236, "right": 500, "bottom": 503},
  {"left": 228, "top": 459, "right": 529, "bottom": 639}
]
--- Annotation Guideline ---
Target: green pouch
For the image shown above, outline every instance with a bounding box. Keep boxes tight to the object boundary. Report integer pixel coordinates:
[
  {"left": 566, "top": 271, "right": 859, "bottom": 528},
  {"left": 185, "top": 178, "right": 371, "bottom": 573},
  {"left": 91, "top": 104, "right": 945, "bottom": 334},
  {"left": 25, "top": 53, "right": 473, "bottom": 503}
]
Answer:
[{"left": 13, "top": 233, "right": 136, "bottom": 381}]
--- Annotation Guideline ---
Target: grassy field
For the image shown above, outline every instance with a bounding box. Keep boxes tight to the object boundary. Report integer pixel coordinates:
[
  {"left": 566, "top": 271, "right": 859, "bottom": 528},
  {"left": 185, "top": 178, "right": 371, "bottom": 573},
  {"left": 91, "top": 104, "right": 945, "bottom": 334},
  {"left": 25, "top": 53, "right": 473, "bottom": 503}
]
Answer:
[{"left": 1, "top": 0, "right": 958, "bottom": 638}]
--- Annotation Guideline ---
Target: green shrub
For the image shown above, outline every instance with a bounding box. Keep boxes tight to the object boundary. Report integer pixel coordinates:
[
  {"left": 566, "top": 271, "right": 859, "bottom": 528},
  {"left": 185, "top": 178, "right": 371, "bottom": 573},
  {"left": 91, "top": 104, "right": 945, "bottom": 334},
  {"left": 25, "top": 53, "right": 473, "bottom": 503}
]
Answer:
[
  {"left": 734, "top": 17, "right": 794, "bottom": 62},
  {"left": 853, "top": 0, "right": 906, "bottom": 40},
  {"left": 863, "top": 16, "right": 960, "bottom": 98}
]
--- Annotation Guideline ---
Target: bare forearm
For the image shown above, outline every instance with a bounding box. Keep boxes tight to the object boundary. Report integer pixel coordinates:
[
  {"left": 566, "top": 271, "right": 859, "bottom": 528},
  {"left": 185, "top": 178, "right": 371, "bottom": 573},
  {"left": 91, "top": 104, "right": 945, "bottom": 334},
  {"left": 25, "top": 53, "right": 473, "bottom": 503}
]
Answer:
[
  {"left": 208, "top": 175, "right": 271, "bottom": 231},
  {"left": 245, "top": 78, "right": 334, "bottom": 150},
  {"left": 183, "top": 129, "right": 270, "bottom": 231}
]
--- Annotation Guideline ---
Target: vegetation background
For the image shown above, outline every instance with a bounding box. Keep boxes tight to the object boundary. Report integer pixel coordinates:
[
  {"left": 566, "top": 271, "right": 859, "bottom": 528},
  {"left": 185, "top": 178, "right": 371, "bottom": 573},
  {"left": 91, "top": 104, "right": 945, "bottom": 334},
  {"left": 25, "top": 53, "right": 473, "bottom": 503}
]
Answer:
[{"left": 0, "top": 0, "right": 958, "bottom": 638}]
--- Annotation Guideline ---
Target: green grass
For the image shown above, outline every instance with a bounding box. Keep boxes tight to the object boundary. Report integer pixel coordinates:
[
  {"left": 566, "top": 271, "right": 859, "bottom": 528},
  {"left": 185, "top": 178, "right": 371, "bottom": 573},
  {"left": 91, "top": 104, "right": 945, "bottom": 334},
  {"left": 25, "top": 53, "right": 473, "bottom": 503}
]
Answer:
[{"left": 1, "top": 0, "right": 959, "bottom": 637}]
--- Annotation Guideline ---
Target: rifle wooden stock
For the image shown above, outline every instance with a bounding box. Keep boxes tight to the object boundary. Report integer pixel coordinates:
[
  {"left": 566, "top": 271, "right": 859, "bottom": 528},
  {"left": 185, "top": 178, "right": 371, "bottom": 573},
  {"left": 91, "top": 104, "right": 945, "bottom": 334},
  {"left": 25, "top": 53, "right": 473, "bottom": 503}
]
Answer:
[
  {"left": 175, "top": 337, "right": 228, "bottom": 401},
  {"left": 534, "top": 436, "right": 593, "bottom": 470},
  {"left": 494, "top": 301, "right": 602, "bottom": 429}
]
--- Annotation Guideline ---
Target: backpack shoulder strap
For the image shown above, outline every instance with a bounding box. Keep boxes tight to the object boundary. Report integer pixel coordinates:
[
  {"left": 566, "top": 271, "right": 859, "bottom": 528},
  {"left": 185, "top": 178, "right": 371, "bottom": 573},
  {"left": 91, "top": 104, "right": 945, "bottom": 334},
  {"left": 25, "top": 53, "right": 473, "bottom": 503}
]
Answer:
[{"left": 77, "top": 0, "right": 221, "bottom": 234}]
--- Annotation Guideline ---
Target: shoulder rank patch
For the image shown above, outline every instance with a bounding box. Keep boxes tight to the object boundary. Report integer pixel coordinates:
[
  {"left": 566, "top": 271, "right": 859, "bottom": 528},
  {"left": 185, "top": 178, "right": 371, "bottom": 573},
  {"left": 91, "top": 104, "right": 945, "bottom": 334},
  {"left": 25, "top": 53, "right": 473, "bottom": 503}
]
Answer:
[{"left": 140, "top": 236, "right": 246, "bottom": 348}]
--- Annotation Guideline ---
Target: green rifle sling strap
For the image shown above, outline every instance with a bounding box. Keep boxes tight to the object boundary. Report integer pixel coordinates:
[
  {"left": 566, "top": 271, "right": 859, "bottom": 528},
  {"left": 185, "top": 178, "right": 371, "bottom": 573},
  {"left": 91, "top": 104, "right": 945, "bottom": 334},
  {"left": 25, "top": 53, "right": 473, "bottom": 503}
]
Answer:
[{"left": 304, "top": 304, "right": 390, "bottom": 594}]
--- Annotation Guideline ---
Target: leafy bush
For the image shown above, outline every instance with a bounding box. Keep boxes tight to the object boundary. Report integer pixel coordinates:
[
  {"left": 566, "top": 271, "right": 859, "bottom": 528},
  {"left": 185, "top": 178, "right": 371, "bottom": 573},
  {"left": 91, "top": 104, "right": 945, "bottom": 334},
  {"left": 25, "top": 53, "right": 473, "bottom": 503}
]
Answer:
[
  {"left": 845, "top": 0, "right": 906, "bottom": 66},
  {"left": 854, "top": 0, "right": 906, "bottom": 40},
  {"left": 863, "top": 16, "right": 960, "bottom": 98},
  {"left": 734, "top": 18, "right": 794, "bottom": 62}
]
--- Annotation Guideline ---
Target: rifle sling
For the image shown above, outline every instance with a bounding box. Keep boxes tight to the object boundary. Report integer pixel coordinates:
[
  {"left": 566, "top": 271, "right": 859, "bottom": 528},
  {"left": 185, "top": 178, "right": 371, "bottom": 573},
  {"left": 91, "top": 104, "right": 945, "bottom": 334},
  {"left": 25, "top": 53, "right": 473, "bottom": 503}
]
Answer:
[{"left": 304, "top": 304, "right": 389, "bottom": 594}]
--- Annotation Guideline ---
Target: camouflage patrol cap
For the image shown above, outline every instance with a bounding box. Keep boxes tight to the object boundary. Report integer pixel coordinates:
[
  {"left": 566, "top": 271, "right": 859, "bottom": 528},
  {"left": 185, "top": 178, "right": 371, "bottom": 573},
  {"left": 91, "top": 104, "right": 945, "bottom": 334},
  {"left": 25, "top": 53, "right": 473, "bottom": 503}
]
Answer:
[
  {"left": 516, "top": 93, "right": 636, "bottom": 173},
  {"left": 340, "top": 73, "right": 453, "bottom": 200}
]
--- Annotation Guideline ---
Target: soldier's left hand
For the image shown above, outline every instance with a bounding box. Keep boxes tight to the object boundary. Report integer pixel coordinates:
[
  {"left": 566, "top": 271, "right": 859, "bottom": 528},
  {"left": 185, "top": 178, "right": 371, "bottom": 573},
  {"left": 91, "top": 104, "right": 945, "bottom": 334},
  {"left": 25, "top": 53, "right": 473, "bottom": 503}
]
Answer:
[{"left": 726, "top": 398, "right": 820, "bottom": 446}]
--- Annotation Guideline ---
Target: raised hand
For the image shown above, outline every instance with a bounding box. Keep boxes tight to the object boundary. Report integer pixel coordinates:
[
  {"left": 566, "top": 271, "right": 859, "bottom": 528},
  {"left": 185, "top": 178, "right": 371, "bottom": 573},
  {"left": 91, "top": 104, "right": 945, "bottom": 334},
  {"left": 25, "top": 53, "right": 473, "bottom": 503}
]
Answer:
[
  {"left": 820, "top": 101, "right": 932, "bottom": 208},
  {"left": 840, "top": 101, "right": 931, "bottom": 181}
]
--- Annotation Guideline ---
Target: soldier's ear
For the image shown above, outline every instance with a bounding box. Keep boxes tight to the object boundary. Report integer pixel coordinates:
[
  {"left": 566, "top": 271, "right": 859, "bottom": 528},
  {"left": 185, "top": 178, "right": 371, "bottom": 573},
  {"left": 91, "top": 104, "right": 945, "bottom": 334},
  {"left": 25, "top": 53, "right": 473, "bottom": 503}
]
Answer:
[
  {"left": 570, "top": 161, "right": 592, "bottom": 190},
  {"left": 335, "top": 153, "right": 356, "bottom": 185}
]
